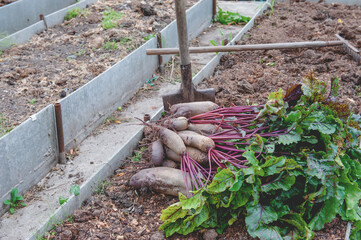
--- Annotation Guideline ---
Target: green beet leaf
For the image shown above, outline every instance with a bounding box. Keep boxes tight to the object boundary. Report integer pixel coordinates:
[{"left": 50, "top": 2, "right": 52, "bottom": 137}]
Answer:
[
  {"left": 160, "top": 202, "right": 188, "bottom": 223},
  {"left": 277, "top": 131, "right": 301, "bottom": 145},
  {"left": 308, "top": 197, "right": 339, "bottom": 231},
  {"left": 261, "top": 174, "right": 296, "bottom": 192},
  {"left": 281, "top": 213, "right": 314, "bottom": 239},
  {"left": 253, "top": 223, "right": 284, "bottom": 240},
  {"left": 179, "top": 192, "right": 204, "bottom": 210},
  {"left": 207, "top": 168, "right": 235, "bottom": 194},
  {"left": 245, "top": 203, "right": 278, "bottom": 238}
]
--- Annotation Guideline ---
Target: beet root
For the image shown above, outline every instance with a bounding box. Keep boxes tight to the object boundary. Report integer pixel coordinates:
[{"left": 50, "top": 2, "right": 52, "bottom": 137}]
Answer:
[{"left": 129, "top": 167, "right": 190, "bottom": 196}]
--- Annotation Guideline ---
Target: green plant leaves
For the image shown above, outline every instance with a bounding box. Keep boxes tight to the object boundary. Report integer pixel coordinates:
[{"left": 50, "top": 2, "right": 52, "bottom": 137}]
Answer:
[
  {"left": 261, "top": 174, "right": 296, "bottom": 192},
  {"left": 282, "top": 213, "right": 314, "bottom": 239},
  {"left": 277, "top": 131, "right": 301, "bottom": 145},
  {"left": 69, "top": 184, "right": 80, "bottom": 196},
  {"left": 245, "top": 204, "right": 278, "bottom": 238},
  {"left": 308, "top": 197, "right": 339, "bottom": 231},
  {"left": 207, "top": 168, "right": 235, "bottom": 193},
  {"left": 4, "top": 188, "right": 25, "bottom": 214},
  {"left": 216, "top": 7, "right": 251, "bottom": 25}
]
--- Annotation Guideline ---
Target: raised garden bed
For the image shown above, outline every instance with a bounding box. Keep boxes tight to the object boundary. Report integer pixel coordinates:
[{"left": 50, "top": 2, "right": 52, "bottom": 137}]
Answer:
[
  {"left": 0, "top": 0, "right": 197, "bottom": 132},
  {"left": 37, "top": 1, "right": 361, "bottom": 240}
]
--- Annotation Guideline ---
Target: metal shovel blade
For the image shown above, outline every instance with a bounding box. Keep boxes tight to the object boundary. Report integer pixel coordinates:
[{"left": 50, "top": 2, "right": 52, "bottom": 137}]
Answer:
[{"left": 162, "top": 0, "right": 215, "bottom": 111}]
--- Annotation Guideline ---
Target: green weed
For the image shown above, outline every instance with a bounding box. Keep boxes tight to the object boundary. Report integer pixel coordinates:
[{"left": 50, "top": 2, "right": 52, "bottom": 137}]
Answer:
[
  {"left": 118, "top": 37, "right": 132, "bottom": 45},
  {"left": 0, "top": 113, "right": 13, "bottom": 137},
  {"left": 210, "top": 28, "right": 232, "bottom": 47},
  {"left": 144, "top": 34, "right": 156, "bottom": 41},
  {"left": 94, "top": 180, "right": 111, "bottom": 195},
  {"left": 3, "top": 188, "right": 26, "bottom": 214},
  {"left": 73, "top": 49, "right": 86, "bottom": 56},
  {"left": 69, "top": 184, "right": 80, "bottom": 196},
  {"left": 64, "top": 7, "right": 88, "bottom": 21},
  {"left": 132, "top": 147, "right": 146, "bottom": 162},
  {"left": 101, "top": 8, "right": 123, "bottom": 30},
  {"left": 58, "top": 196, "right": 68, "bottom": 205},
  {"left": 29, "top": 99, "right": 37, "bottom": 104},
  {"left": 215, "top": 6, "right": 251, "bottom": 25},
  {"left": 102, "top": 41, "right": 118, "bottom": 50},
  {"left": 210, "top": 29, "right": 233, "bottom": 53}
]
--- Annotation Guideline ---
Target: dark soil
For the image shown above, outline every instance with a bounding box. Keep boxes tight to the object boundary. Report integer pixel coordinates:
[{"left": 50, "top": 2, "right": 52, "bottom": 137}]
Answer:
[
  {"left": 39, "top": 1, "right": 361, "bottom": 239},
  {"left": 0, "top": 0, "right": 197, "bottom": 130},
  {"left": 202, "top": 1, "right": 361, "bottom": 112},
  {"left": 0, "top": 0, "right": 16, "bottom": 7}
]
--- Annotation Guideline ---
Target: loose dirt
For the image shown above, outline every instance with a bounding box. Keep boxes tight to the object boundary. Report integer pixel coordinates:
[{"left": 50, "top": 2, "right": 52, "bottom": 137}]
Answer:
[
  {"left": 43, "top": 1, "right": 361, "bottom": 240},
  {"left": 0, "top": 0, "right": 197, "bottom": 132},
  {"left": 0, "top": 0, "right": 16, "bottom": 7}
]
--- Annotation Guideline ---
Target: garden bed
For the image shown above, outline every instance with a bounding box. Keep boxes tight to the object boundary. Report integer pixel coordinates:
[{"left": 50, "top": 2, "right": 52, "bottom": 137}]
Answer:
[
  {"left": 41, "top": 1, "right": 361, "bottom": 240},
  {"left": 0, "top": 0, "right": 197, "bottom": 133}
]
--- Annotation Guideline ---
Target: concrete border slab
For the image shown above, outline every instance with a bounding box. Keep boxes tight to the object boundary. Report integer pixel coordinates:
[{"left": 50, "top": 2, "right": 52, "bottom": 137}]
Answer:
[
  {"left": 0, "top": 0, "right": 76, "bottom": 36},
  {"left": 0, "top": 105, "right": 58, "bottom": 216},
  {"left": 0, "top": 0, "right": 98, "bottom": 49}
]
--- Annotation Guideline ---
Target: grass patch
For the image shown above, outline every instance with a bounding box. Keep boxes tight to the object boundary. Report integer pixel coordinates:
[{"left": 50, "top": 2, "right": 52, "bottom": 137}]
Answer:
[
  {"left": 101, "top": 7, "right": 123, "bottom": 30},
  {"left": 102, "top": 41, "right": 118, "bottom": 51},
  {"left": 64, "top": 7, "right": 88, "bottom": 21},
  {"left": 0, "top": 113, "right": 13, "bottom": 137}
]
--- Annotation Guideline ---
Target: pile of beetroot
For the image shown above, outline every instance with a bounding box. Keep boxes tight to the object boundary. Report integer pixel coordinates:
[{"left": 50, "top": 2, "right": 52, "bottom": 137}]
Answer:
[{"left": 130, "top": 74, "right": 361, "bottom": 239}]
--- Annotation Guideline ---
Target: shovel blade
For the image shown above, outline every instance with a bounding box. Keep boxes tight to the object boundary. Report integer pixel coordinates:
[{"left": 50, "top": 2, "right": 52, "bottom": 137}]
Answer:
[{"left": 162, "top": 88, "right": 215, "bottom": 111}]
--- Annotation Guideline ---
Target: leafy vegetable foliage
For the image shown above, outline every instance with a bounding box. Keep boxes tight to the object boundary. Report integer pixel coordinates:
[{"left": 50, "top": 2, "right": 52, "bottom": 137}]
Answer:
[
  {"left": 215, "top": 7, "right": 251, "bottom": 25},
  {"left": 160, "top": 74, "right": 361, "bottom": 239}
]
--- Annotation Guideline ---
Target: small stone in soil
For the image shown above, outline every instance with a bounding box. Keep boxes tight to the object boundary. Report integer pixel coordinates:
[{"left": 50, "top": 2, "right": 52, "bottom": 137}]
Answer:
[
  {"left": 136, "top": 205, "right": 144, "bottom": 215},
  {"left": 150, "top": 231, "right": 165, "bottom": 240},
  {"left": 60, "top": 90, "right": 67, "bottom": 98},
  {"left": 203, "top": 229, "right": 218, "bottom": 240}
]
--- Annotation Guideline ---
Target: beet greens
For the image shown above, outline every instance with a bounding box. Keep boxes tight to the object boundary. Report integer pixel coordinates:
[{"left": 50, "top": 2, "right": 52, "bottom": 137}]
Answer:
[{"left": 160, "top": 74, "right": 361, "bottom": 239}]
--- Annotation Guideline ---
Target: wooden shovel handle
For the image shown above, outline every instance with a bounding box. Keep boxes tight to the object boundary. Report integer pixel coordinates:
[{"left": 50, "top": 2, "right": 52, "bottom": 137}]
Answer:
[{"left": 175, "top": 0, "right": 191, "bottom": 65}]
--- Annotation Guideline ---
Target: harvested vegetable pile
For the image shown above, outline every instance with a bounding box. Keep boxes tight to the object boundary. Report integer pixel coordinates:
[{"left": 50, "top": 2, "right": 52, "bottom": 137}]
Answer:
[{"left": 131, "top": 73, "right": 361, "bottom": 239}]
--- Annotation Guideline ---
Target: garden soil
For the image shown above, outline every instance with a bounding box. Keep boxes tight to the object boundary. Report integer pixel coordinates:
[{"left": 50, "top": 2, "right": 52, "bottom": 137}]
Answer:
[
  {"left": 43, "top": 1, "right": 360, "bottom": 240},
  {"left": 0, "top": 0, "right": 16, "bottom": 7}
]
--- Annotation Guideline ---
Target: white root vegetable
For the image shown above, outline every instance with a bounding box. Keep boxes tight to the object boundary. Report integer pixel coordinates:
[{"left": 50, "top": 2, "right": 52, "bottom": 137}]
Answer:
[
  {"left": 165, "top": 146, "right": 208, "bottom": 165},
  {"left": 162, "top": 160, "right": 177, "bottom": 168},
  {"left": 186, "top": 146, "right": 209, "bottom": 165},
  {"left": 170, "top": 101, "right": 218, "bottom": 118},
  {"left": 187, "top": 123, "right": 223, "bottom": 136},
  {"left": 129, "top": 167, "right": 190, "bottom": 196},
  {"left": 151, "top": 140, "right": 164, "bottom": 166},
  {"left": 178, "top": 130, "right": 215, "bottom": 152},
  {"left": 158, "top": 126, "right": 186, "bottom": 155},
  {"left": 164, "top": 117, "right": 188, "bottom": 131},
  {"left": 165, "top": 147, "right": 182, "bottom": 162}
]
